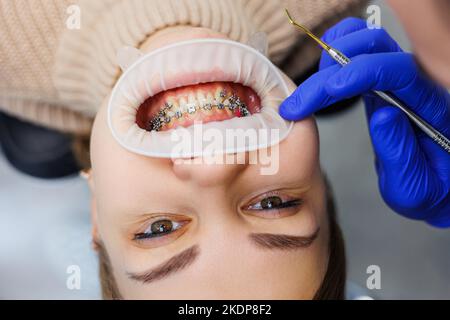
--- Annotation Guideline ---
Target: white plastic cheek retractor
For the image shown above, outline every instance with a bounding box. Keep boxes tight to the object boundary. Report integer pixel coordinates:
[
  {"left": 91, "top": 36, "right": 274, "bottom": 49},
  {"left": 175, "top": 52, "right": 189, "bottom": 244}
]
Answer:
[{"left": 107, "top": 38, "right": 293, "bottom": 158}]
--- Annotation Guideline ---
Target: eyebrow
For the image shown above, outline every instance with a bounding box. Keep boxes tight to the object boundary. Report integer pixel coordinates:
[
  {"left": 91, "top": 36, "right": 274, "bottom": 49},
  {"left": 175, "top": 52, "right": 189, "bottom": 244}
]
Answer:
[
  {"left": 127, "top": 228, "right": 319, "bottom": 284},
  {"left": 249, "top": 228, "right": 320, "bottom": 250},
  {"left": 128, "top": 245, "right": 199, "bottom": 284}
]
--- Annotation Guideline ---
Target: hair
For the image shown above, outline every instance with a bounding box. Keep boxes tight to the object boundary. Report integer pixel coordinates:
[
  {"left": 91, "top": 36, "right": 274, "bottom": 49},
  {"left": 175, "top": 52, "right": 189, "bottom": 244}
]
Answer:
[
  {"left": 312, "top": 177, "right": 346, "bottom": 299},
  {"left": 94, "top": 177, "right": 346, "bottom": 300}
]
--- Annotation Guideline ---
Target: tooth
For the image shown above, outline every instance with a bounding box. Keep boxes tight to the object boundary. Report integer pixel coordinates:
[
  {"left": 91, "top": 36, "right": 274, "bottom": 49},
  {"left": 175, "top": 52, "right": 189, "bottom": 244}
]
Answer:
[
  {"left": 186, "top": 94, "right": 198, "bottom": 114},
  {"left": 149, "top": 117, "right": 162, "bottom": 132},
  {"left": 206, "top": 92, "right": 214, "bottom": 104},
  {"left": 223, "top": 97, "right": 230, "bottom": 107},
  {"left": 215, "top": 88, "right": 224, "bottom": 102},
  {"left": 179, "top": 97, "right": 188, "bottom": 114},
  {"left": 188, "top": 93, "right": 197, "bottom": 105},
  {"left": 202, "top": 92, "right": 213, "bottom": 111},
  {"left": 241, "top": 107, "right": 250, "bottom": 117},
  {"left": 219, "top": 88, "right": 227, "bottom": 99},
  {"left": 166, "top": 97, "right": 177, "bottom": 111},
  {"left": 187, "top": 104, "right": 196, "bottom": 114},
  {"left": 196, "top": 91, "right": 209, "bottom": 111},
  {"left": 197, "top": 91, "right": 206, "bottom": 106},
  {"left": 224, "top": 104, "right": 233, "bottom": 116},
  {"left": 228, "top": 94, "right": 240, "bottom": 111},
  {"left": 164, "top": 102, "right": 173, "bottom": 110},
  {"left": 166, "top": 96, "right": 175, "bottom": 105},
  {"left": 174, "top": 110, "right": 183, "bottom": 119}
]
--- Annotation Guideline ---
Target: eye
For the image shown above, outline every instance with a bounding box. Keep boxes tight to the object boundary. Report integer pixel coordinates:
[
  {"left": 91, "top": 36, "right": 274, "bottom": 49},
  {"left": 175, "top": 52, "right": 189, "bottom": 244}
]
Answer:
[
  {"left": 243, "top": 192, "right": 303, "bottom": 219},
  {"left": 133, "top": 216, "right": 190, "bottom": 244}
]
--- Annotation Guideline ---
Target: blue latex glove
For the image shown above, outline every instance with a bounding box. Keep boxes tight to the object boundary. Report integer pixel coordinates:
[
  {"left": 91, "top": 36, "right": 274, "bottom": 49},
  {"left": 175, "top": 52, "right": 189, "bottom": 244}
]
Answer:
[{"left": 280, "top": 18, "right": 450, "bottom": 227}]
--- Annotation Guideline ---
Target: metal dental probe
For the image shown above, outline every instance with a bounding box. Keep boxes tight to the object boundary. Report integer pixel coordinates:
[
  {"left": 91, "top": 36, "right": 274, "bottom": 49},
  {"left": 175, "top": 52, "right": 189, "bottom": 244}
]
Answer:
[{"left": 285, "top": 9, "right": 450, "bottom": 154}]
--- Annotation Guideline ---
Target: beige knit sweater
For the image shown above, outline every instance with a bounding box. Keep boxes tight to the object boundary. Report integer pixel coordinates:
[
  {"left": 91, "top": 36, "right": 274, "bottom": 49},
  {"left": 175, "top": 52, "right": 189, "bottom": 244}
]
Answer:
[{"left": 0, "top": 0, "right": 365, "bottom": 135}]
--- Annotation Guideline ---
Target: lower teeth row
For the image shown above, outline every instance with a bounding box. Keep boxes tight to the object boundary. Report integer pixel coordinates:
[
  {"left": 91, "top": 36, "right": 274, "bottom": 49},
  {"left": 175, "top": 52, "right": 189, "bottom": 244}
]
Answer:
[{"left": 147, "top": 93, "right": 251, "bottom": 132}]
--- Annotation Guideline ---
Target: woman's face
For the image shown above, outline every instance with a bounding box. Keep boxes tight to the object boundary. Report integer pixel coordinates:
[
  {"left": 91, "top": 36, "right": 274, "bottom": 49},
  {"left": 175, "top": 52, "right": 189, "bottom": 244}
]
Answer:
[{"left": 90, "top": 27, "right": 329, "bottom": 299}]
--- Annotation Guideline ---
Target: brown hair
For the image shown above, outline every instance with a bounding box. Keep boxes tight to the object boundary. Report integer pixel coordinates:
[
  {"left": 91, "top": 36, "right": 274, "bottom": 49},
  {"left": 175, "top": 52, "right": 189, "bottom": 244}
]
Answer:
[
  {"left": 312, "top": 177, "right": 346, "bottom": 299},
  {"left": 94, "top": 177, "right": 346, "bottom": 300}
]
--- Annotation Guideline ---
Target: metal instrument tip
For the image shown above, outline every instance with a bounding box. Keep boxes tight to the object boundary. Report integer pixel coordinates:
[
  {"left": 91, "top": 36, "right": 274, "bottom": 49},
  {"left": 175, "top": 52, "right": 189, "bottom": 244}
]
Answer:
[{"left": 284, "top": 8, "right": 331, "bottom": 51}]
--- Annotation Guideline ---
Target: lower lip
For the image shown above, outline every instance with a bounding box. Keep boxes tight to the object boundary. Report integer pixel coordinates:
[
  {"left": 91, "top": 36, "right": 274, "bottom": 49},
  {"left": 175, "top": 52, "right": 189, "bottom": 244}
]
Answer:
[{"left": 136, "top": 81, "right": 261, "bottom": 131}]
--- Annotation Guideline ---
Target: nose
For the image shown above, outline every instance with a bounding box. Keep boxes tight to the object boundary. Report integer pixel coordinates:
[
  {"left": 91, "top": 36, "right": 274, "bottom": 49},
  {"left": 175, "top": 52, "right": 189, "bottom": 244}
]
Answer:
[{"left": 171, "top": 155, "right": 248, "bottom": 187}]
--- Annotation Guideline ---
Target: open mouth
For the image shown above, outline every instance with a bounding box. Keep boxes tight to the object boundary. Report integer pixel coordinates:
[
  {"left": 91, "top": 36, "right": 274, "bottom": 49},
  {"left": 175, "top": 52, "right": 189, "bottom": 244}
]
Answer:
[
  {"left": 136, "top": 81, "right": 262, "bottom": 132},
  {"left": 108, "top": 38, "right": 293, "bottom": 158}
]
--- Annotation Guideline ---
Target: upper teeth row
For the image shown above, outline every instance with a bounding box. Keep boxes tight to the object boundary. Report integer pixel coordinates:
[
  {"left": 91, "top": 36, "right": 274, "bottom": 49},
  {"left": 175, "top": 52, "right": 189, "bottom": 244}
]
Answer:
[
  {"left": 147, "top": 89, "right": 250, "bottom": 131},
  {"left": 168, "top": 89, "right": 228, "bottom": 112}
]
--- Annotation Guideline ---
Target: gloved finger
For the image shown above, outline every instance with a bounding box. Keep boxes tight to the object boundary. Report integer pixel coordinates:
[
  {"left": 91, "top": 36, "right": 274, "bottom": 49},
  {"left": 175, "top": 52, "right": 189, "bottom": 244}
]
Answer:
[
  {"left": 279, "top": 64, "right": 342, "bottom": 120},
  {"left": 363, "top": 95, "right": 385, "bottom": 120},
  {"left": 319, "top": 28, "right": 402, "bottom": 70},
  {"left": 321, "top": 17, "right": 367, "bottom": 44},
  {"left": 369, "top": 106, "right": 442, "bottom": 221},
  {"left": 280, "top": 52, "right": 416, "bottom": 121},
  {"left": 327, "top": 52, "right": 450, "bottom": 134}
]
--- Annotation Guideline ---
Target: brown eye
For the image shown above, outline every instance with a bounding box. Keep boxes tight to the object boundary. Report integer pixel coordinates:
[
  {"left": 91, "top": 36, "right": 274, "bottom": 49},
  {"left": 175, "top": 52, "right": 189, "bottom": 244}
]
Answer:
[
  {"left": 244, "top": 192, "right": 303, "bottom": 219},
  {"left": 260, "top": 196, "right": 283, "bottom": 209},
  {"left": 134, "top": 219, "right": 186, "bottom": 240},
  {"left": 151, "top": 219, "right": 173, "bottom": 234},
  {"left": 247, "top": 196, "right": 302, "bottom": 211}
]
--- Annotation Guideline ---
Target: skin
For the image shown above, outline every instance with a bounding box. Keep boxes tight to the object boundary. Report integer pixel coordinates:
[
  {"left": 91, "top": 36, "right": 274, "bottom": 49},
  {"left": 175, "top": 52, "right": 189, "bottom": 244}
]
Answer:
[
  {"left": 388, "top": 0, "right": 450, "bottom": 87},
  {"left": 89, "top": 26, "right": 329, "bottom": 299}
]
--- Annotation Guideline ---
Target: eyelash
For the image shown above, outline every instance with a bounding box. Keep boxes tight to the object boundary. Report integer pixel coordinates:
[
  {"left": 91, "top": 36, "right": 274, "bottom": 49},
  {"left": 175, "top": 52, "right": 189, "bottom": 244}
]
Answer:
[
  {"left": 247, "top": 199, "right": 302, "bottom": 210},
  {"left": 244, "top": 193, "right": 303, "bottom": 218},
  {"left": 133, "top": 218, "right": 189, "bottom": 241}
]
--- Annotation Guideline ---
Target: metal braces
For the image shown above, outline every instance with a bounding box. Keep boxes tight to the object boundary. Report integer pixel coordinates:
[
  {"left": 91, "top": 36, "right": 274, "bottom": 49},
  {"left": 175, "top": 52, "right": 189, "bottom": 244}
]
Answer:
[{"left": 147, "top": 91, "right": 251, "bottom": 132}]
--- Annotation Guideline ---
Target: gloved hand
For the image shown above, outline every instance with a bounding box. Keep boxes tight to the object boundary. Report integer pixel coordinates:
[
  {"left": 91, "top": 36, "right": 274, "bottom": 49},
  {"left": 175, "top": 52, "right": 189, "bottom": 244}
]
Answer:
[{"left": 280, "top": 18, "right": 450, "bottom": 227}]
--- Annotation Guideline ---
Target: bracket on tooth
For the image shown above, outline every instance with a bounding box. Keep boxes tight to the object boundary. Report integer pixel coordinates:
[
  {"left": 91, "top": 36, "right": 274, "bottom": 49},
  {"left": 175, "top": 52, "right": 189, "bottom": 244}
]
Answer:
[
  {"left": 146, "top": 93, "right": 251, "bottom": 132},
  {"left": 239, "top": 106, "right": 250, "bottom": 117},
  {"left": 174, "top": 111, "right": 183, "bottom": 119},
  {"left": 187, "top": 105, "right": 197, "bottom": 114},
  {"left": 148, "top": 117, "right": 162, "bottom": 132}
]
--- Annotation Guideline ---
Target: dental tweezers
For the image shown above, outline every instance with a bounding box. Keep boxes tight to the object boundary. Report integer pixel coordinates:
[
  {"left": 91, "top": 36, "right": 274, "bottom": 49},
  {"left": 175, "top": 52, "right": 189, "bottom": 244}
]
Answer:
[{"left": 285, "top": 9, "right": 450, "bottom": 154}]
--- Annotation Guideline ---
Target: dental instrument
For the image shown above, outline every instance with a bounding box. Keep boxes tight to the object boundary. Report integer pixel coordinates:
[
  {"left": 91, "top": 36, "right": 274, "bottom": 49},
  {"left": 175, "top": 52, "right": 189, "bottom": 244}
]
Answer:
[{"left": 285, "top": 9, "right": 450, "bottom": 154}]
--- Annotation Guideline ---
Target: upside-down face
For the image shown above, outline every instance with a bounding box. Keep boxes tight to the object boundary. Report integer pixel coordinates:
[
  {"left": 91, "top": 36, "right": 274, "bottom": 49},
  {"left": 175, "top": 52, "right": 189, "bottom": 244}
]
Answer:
[{"left": 89, "top": 26, "right": 330, "bottom": 300}]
